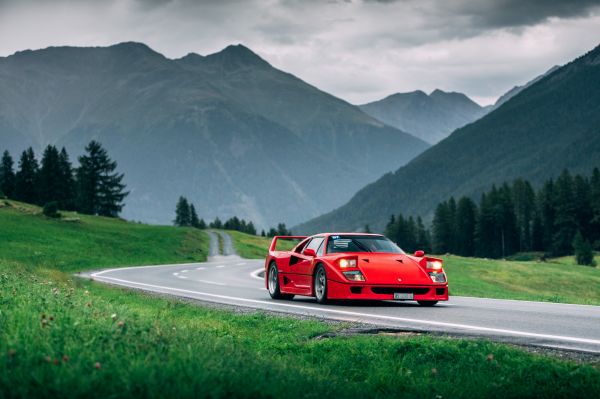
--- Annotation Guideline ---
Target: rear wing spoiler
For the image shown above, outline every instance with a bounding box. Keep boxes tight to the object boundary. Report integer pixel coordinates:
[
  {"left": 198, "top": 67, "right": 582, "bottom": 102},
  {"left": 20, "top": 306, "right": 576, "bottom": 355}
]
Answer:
[{"left": 269, "top": 236, "right": 308, "bottom": 252}]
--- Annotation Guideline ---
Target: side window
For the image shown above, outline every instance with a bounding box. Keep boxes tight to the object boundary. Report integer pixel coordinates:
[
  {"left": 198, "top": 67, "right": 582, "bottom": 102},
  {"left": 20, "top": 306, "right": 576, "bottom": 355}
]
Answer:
[
  {"left": 303, "top": 237, "right": 324, "bottom": 255},
  {"left": 316, "top": 239, "right": 325, "bottom": 256},
  {"left": 294, "top": 238, "right": 310, "bottom": 254}
]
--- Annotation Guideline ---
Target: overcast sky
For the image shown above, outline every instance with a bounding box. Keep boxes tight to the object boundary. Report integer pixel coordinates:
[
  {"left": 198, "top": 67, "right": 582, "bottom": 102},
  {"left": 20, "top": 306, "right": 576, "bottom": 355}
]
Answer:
[{"left": 1, "top": 0, "right": 599, "bottom": 105}]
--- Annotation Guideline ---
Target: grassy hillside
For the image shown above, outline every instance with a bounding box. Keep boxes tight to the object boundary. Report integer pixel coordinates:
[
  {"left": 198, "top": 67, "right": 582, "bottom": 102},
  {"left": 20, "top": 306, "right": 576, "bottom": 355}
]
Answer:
[
  {"left": 228, "top": 231, "right": 600, "bottom": 305},
  {"left": 1, "top": 202, "right": 599, "bottom": 397},
  {"left": 296, "top": 44, "right": 600, "bottom": 233},
  {"left": 0, "top": 200, "right": 208, "bottom": 272}
]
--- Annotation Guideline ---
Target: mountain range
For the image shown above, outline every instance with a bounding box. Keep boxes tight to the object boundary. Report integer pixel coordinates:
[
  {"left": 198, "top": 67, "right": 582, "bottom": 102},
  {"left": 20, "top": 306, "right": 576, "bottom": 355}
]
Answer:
[
  {"left": 0, "top": 42, "right": 429, "bottom": 227},
  {"left": 359, "top": 89, "right": 488, "bottom": 144},
  {"left": 295, "top": 44, "right": 600, "bottom": 234}
]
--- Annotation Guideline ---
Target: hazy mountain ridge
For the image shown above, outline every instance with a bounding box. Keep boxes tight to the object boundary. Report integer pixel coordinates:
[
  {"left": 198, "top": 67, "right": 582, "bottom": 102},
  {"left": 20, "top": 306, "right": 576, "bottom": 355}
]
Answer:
[
  {"left": 295, "top": 44, "right": 600, "bottom": 234},
  {"left": 0, "top": 42, "right": 429, "bottom": 227},
  {"left": 359, "top": 89, "right": 488, "bottom": 144}
]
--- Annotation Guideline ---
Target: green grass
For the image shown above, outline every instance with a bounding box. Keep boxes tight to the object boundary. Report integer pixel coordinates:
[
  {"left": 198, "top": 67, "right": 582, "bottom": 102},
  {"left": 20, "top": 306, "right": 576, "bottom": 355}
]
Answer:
[
  {"left": 444, "top": 255, "right": 600, "bottom": 305},
  {"left": 1, "top": 201, "right": 600, "bottom": 398},
  {"left": 227, "top": 230, "right": 296, "bottom": 259},
  {"left": 0, "top": 200, "right": 209, "bottom": 272},
  {"left": 227, "top": 230, "right": 600, "bottom": 305},
  {"left": 1, "top": 264, "right": 599, "bottom": 398}
]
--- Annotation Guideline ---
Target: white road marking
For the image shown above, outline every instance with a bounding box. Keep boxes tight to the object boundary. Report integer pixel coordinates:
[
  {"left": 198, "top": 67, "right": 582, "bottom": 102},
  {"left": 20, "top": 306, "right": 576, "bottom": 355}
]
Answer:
[
  {"left": 89, "top": 271, "right": 600, "bottom": 347},
  {"left": 196, "top": 267, "right": 205, "bottom": 270},
  {"left": 194, "top": 279, "right": 226, "bottom": 286},
  {"left": 173, "top": 272, "right": 179, "bottom": 276},
  {"left": 236, "top": 262, "right": 247, "bottom": 266},
  {"left": 178, "top": 275, "right": 188, "bottom": 279},
  {"left": 181, "top": 270, "right": 189, "bottom": 273},
  {"left": 216, "top": 265, "right": 225, "bottom": 268},
  {"left": 250, "top": 268, "right": 264, "bottom": 281}
]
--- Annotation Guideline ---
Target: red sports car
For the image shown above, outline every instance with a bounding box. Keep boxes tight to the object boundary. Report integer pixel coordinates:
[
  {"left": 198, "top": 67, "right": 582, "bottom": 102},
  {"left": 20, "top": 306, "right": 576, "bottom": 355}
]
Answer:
[{"left": 265, "top": 233, "right": 448, "bottom": 305}]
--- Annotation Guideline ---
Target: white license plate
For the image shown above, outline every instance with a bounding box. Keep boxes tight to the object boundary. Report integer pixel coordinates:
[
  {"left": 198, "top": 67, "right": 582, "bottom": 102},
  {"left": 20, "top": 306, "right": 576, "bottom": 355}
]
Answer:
[{"left": 393, "top": 292, "right": 413, "bottom": 300}]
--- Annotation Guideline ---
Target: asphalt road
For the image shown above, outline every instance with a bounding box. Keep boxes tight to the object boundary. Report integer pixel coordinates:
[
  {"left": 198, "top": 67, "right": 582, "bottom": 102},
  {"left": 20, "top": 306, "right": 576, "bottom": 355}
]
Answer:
[{"left": 84, "top": 232, "right": 600, "bottom": 354}]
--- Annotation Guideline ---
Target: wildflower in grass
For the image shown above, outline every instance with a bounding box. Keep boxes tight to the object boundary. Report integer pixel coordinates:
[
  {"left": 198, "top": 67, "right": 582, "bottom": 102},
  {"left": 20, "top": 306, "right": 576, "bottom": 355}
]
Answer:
[
  {"left": 431, "top": 368, "right": 438, "bottom": 376},
  {"left": 53, "top": 358, "right": 59, "bottom": 365},
  {"left": 45, "top": 356, "right": 52, "bottom": 363},
  {"left": 62, "top": 355, "right": 69, "bottom": 362},
  {"left": 118, "top": 321, "right": 125, "bottom": 328},
  {"left": 86, "top": 302, "right": 92, "bottom": 307},
  {"left": 49, "top": 315, "right": 54, "bottom": 321},
  {"left": 7, "top": 349, "right": 16, "bottom": 359},
  {"left": 84, "top": 290, "right": 90, "bottom": 295},
  {"left": 111, "top": 313, "right": 117, "bottom": 321},
  {"left": 41, "top": 319, "right": 48, "bottom": 327},
  {"left": 486, "top": 353, "right": 494, "bottom": 362},
  {"left": 94, "top": 362, "right": 101, "bottom": 369}
]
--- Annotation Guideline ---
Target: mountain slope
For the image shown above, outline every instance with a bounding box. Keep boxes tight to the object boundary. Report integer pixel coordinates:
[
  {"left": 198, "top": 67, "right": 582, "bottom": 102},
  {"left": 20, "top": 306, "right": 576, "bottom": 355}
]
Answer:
[
  {"left": 0, "top": 43, "right": 428, "bottom": 227},
  {"left": 296, "top": 44, "right": 600, "bottom": 234},
  {"left": 360, "top": 89, "right": 487, "bottom": 144},
  {"left": 490, "top": 65, "right": 560, "bottom": 111}
]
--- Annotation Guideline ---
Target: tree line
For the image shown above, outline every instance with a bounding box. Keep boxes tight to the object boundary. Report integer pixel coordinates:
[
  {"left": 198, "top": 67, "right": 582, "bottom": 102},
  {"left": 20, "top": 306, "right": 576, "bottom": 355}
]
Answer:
[
  {"left": 386, "top": 168, "right": 599, "bottom": 266},
  {"left": 173, "top": 196, "right": 291, "bottom": 237},
  {"left": 0, "top": 141, "right": 128, "bottom": 217}
]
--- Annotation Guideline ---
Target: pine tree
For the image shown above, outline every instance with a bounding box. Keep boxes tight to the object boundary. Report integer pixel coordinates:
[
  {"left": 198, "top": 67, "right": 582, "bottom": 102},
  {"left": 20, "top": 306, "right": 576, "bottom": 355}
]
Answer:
[
  {"left": 76, "top": 141, "right": 128, "bottom": 217},
  {"left": 246, "top": 221, "right": 257, "bottom": 235},
  {"left": 211, "top": 217, "right": 222, "bottom": 229},
  {"left": 38, "top": 145, "right": 62, "bottom": 206},
  {"left": 552, "top": 170, "right": 577, "bottom": 255},
  {"left": 573, "top": 231, "right": 596, "bottom": 266},
  {"left": 174, "top": 196, "right": 191, "bottom": 226},
  {"left": 261, "top": 230, "right": 266, "bottom": 237},
  {"left": 476, "top": 192, "right": 495, "bottom": 258},
  {"left": 198, "top": 218, "right": 207, "bottom": 229},
  {"left": 432, "top": 202, "right": 452, "bottom": 254},
  {"left": 538, "top": 179, "right": 555, "bottom": 253},
  {"left": 591, "top": 168, "right": 600, "bottom": 248},
  {"left": 364, "top": 224, "right": 372, "bottom": 233},
  {"left": 57, "top": 147, "right": 76, "bottom": 210},
  {"left": 189, "top": 203, "right": 200, "bottom": 228},
  {"left": 0, "top": 150, "right": 16, "bottom": 198},
  {"left": 15, "top": 147, "right": 39, "bottom": 204},
  {"left": 415, "top": 216, "right": 431, "bottom": 253},
  {"left": 512, "top": 178, "right": 536, "bottom": 252},
  {"left": 456, "top": 196, "right": 477, "bottom": 256}
]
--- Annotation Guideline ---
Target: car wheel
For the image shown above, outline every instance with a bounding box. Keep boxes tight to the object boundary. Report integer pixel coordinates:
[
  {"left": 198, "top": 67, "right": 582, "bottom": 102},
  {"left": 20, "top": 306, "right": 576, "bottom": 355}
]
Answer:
[
  {"left": 314, "top": 264, "right": 328, "bottom": 304},
  {"left": 417, "top": 301, "right": 438, "bottom": 307},
  {"left": 267, "top": 262, "right": 294, "bottom": 300}
]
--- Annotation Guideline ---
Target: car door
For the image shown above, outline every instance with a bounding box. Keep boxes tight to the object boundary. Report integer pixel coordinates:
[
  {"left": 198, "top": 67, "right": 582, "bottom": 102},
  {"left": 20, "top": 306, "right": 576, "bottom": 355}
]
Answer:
[{"left": 293, "top": 236, "right": 325, "bottom": 291}]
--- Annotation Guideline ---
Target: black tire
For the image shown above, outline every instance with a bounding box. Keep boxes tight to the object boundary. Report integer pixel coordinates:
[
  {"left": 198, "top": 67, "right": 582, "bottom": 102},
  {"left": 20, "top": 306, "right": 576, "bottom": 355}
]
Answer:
[
  {"left": 314, "top": 264, "right": 329, "bottom": 304},
  {"left": 417, "top": 301, "right": 438, "bottom": 307},
  {"left": 267, "top": 262, "right": 294, "bottom": 300}
]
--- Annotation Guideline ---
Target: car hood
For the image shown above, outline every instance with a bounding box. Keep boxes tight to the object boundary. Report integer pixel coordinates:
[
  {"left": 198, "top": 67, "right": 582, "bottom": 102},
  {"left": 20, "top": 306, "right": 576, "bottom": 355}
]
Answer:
[{"left": 356, "top": 253, "right": 431, "bottom": 285}]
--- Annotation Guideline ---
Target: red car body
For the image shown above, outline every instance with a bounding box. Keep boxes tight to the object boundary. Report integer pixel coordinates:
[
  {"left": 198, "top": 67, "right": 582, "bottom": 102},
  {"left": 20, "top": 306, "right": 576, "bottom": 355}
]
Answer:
[{"left": 264, "top": 233, "right": 448, "bottom": 305}]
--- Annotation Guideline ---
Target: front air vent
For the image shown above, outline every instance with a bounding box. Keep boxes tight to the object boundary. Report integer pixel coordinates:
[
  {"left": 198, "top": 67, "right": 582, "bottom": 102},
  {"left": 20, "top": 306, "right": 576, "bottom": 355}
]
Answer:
[{"left": 371, "top": 287, "right": 430, "bottom": 295}]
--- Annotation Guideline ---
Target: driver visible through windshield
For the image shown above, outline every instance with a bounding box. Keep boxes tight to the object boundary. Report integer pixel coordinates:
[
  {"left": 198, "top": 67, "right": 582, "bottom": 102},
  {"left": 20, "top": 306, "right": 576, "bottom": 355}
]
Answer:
[{"left": 326, "top": 235, "right": 405, "bottom": 254}]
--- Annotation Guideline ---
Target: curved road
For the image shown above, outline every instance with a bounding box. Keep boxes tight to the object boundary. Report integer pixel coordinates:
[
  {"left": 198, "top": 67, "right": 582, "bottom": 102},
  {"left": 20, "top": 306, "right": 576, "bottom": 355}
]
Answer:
[{"left": 84, "top": 232, "right": 600, "bottom": 354}]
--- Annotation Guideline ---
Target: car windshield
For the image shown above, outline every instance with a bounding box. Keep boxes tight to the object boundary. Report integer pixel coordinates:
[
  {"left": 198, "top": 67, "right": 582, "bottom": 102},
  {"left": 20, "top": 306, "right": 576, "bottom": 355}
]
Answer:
[{"left": 326, "top": 235, "right": 405, "bottom": 254}]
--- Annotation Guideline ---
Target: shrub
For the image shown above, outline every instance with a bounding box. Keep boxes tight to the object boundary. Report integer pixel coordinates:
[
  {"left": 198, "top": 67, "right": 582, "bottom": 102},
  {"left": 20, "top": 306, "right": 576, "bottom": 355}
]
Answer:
[
  {"left": 43, "top": 201, "right": 61, "bottom": 218},
  {"left": 573, "top": 232, "right": 596, "bottom": 266}
]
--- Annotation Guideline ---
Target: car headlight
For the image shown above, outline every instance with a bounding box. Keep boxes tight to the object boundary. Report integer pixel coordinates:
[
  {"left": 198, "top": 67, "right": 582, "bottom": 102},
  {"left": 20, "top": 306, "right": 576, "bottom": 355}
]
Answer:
[
  {"left": 427, "top": 260, "right": 443, "bottom": 271},
  {"left": 343, "top": 271, "right": 365, "bottom": 281},
  {"left": 339, "top": 258, "right": 357, "bottom": 268},
  {"left": 428, "top": 272, "right": 446, "bottom": 283}
]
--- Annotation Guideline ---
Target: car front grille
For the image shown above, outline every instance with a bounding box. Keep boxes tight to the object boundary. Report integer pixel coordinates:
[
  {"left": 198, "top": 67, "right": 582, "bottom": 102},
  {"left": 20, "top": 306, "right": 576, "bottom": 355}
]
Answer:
[{"left": 370, "top": 287, "right": 430, "bottom": 295}]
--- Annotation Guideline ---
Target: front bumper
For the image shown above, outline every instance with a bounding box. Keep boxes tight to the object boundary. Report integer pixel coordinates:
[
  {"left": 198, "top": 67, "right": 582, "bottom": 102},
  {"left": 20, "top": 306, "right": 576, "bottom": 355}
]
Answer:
[{"left": 327, "top": 280, "right": 449, "bottom": 301}]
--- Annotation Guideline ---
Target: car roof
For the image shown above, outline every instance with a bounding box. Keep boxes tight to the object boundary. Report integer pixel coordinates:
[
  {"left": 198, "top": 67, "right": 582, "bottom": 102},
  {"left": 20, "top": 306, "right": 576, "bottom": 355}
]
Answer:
[{"left": 313, "top": 232, "right": 383, "bottom": 237}]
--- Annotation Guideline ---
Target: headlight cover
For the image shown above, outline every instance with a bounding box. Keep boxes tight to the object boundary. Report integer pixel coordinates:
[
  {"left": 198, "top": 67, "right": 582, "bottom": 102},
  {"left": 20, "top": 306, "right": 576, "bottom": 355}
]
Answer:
[
  {"left": 343, "top": 270, "right": 365, "bottom": 281},
  {"left": 428, "top": 272, "right": 446, "bottom": 283},
  {"left": 339, "top": 258, "right": 357, "bottom": 268}
]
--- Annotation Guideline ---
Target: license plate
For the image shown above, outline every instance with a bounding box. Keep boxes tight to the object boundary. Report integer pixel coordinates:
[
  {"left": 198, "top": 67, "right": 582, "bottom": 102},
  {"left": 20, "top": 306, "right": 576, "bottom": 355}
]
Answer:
[{"left": 393, "top": 292, "right": 413, "bottom": 300}]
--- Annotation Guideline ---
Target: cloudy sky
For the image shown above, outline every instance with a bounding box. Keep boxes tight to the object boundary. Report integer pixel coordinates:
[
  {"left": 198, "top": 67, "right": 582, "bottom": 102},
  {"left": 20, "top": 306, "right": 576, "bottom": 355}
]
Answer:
[{"left": 1, "top": 0, "right": 599, "bottom": 105}]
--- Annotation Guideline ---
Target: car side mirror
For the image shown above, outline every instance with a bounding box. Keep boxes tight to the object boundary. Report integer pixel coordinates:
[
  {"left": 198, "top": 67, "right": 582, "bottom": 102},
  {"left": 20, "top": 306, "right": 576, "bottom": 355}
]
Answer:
[
  {"left": 304, "top": 248, "right": 316, "bottom": 257},
  {"left": 414, "top": 250, "right": 425, "bottom": 257}
]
